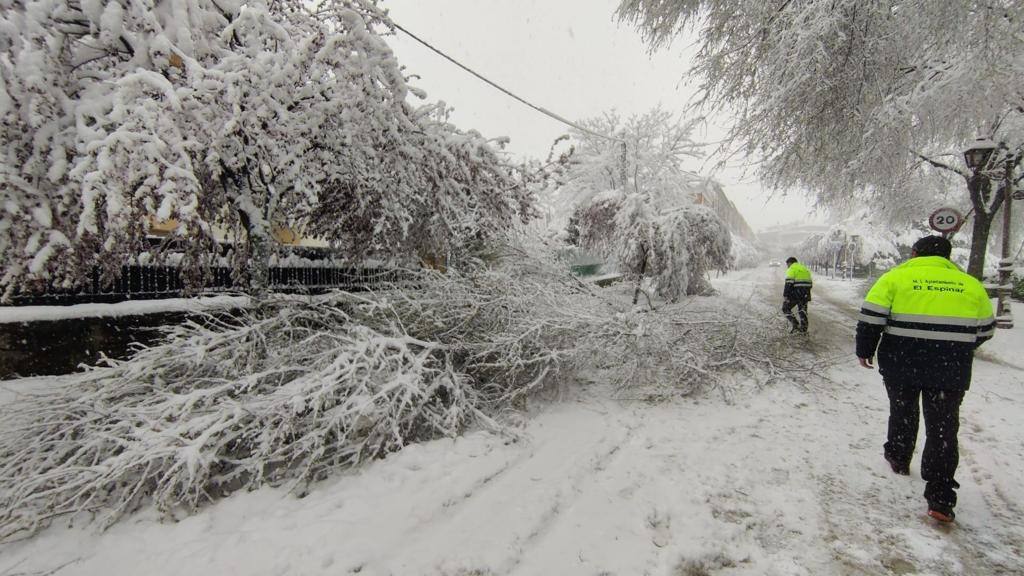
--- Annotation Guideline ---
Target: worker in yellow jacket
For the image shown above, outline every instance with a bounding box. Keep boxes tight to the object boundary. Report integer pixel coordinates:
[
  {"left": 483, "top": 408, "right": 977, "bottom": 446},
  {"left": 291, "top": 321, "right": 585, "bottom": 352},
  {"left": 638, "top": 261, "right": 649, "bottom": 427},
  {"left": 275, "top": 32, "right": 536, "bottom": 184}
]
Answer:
[
  {"left": 856, "top": 236, "right": 994, "bottom": 523},
  {"left": 782, "top": 257, "right": 813, "bottom": 333}
]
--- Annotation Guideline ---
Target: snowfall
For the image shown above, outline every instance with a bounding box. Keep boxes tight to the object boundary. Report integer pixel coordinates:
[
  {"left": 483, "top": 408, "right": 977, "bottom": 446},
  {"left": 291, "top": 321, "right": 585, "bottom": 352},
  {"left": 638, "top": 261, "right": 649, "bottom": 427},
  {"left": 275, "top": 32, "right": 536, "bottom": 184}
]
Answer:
[{"left": 1, "top": 266, "right": 1022, "bottom": 576}]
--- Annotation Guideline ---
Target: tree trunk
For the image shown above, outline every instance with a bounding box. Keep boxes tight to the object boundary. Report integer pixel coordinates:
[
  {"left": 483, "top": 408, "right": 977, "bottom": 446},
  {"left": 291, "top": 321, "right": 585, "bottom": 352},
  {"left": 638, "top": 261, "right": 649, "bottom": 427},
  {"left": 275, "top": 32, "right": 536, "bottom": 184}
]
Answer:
[
  {"left": 964, "top": 170, "right": 1000, "bottom": 281},
  {"left": 966, "top": 208, "right": 993, "bottom": 280},
  {"left": 632, "top": 246, "right": 648, "bottom": 306},
  {"left": 237, "top": 205, "right": 270, "bottom": 300},
  {"left": 249, "top": 233, "right": 270, "bottom": 299}
]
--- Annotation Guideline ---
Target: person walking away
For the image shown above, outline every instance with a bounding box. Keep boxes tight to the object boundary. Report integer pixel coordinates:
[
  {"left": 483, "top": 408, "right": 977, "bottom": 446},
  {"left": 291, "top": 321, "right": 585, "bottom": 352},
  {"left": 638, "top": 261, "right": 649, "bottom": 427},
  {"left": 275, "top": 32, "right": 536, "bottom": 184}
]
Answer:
[
  {"left": 782, "top": 257, "right": 813, "bottom": 333},
  {"left": 855, "top": 236, "right": 994, "bottom": 523}
]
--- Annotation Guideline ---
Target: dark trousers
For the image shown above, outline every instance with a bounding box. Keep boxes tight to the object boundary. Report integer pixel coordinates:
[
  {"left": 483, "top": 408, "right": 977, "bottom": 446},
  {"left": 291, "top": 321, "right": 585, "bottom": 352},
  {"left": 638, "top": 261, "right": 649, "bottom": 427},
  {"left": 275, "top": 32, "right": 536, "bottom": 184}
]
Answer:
[
  {"left": 782, "top": 299, "right": 808, "bottom": 331},
  {"left": 883, "top": 378, "right": 965, "bottom": 508}
]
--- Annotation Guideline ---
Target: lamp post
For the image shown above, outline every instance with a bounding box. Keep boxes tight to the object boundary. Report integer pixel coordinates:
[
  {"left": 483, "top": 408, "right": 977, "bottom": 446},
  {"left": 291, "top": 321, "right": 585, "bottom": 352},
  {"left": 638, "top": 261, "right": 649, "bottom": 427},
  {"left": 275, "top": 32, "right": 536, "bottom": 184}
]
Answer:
[
  {"left": 963, "top": 138, "right": 997, "bottom": 175},
  {"left": 963, "top": 138, "right": 1012, "bottom": 329},
  {"left": 995, "top": 154, "right": 1014, "bottom": 329}
]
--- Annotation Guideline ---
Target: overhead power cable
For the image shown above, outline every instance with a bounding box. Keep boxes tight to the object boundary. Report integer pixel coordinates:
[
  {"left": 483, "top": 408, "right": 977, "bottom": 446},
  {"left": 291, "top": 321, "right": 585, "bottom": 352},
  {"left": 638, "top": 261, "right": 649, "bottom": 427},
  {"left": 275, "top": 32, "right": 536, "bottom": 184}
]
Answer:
[{"left": 391, "top": 21, "right": 623, "bottom": 144}]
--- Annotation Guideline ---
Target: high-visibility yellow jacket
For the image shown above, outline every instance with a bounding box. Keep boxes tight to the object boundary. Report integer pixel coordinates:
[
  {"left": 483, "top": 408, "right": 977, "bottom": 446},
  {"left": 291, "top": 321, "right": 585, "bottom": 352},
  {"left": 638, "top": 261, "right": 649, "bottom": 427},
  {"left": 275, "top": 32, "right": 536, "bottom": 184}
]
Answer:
[
  {"left": 784, "top": 262, "right": 813, "bottom": 302},
  {"left": 856, "top": 256, "right": 995, "bottom": 389}
]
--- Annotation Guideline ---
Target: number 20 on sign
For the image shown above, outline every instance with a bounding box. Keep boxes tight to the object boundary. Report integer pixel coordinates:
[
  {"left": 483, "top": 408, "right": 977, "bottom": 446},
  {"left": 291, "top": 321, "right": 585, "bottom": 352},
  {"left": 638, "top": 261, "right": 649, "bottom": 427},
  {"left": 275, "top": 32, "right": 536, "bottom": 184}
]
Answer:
[{"left": 929, "top": 207, "right": 963, "bottom": 234}]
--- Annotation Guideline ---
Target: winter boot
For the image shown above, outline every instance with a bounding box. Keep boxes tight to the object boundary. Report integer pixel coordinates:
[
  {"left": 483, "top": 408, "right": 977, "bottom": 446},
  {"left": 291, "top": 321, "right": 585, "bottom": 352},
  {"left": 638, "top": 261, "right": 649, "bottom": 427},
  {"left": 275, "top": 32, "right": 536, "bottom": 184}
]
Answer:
[
  {"left": 885, "top": 455, "right": 910, "bottom": 476},
  {"left": 927, "top": 502, "right": 955, "bottom": 523}
]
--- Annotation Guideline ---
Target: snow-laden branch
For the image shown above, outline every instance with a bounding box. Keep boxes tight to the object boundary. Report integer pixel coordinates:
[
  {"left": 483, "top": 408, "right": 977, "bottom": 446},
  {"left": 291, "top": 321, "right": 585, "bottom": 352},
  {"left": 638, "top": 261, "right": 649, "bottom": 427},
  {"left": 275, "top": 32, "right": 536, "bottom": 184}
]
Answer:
[
  {"left": 0, "top": 239, "right": 807, "bottom": 540},
  {"left": 618, "top": 0, "right": 1024, "bottom": 223},
  {"left": 0, "top": 0, "right": 537, "bottom": 298},
  {"left": 911, "top": 150, "right": 969, "bottom": 180}
]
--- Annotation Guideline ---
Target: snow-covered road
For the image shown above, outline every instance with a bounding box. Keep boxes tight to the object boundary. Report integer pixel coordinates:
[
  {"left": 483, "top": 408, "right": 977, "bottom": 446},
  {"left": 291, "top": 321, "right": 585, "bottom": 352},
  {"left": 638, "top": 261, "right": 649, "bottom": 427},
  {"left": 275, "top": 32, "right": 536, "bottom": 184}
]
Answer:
[{"left": 2, "top": 267, "right": 1023, "bottom": 576}]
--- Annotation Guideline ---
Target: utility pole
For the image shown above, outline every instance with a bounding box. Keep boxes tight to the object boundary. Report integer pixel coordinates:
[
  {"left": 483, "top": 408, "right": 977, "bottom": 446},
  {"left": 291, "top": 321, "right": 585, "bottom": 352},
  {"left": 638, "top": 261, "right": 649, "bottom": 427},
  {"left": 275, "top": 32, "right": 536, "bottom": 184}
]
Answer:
[{"left": 996, "top": 155, "right": 1015, "bottom": 328}]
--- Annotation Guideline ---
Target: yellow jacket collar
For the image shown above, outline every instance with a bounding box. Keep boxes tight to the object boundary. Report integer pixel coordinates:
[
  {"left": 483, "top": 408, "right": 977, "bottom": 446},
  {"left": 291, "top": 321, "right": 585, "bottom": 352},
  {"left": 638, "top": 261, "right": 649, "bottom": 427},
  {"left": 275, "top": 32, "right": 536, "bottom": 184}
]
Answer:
[{"left": 899, "top": 256, "right": 962, "bottom": 271}]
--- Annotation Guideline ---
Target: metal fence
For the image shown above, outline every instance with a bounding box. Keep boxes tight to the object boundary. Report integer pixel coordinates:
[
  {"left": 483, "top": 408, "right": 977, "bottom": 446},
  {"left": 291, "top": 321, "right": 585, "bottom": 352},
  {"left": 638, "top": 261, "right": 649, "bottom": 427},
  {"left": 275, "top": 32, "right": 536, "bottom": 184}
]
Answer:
[
  {"left": 808, "top": 261, "right": 877, "bottom": 280},
  {"left": 4, "top": 263, "right": 404, "bottom": 307}
]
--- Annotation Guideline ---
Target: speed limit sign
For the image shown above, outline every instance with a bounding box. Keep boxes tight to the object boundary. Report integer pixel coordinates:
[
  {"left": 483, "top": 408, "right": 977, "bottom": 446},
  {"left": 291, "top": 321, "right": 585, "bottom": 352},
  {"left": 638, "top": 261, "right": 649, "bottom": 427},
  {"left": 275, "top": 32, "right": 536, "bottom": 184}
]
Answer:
[{"left": 929, "top": 207, "right": 963, "bottom": 233}]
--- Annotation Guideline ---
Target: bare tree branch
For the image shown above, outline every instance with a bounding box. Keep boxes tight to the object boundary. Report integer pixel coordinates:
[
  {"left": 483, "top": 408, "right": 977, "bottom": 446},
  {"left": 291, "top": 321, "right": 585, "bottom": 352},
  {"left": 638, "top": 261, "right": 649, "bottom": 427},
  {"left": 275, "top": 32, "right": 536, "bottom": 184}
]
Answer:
[{"left": 912, "top": 150, "right": 969, "bottom": 179}]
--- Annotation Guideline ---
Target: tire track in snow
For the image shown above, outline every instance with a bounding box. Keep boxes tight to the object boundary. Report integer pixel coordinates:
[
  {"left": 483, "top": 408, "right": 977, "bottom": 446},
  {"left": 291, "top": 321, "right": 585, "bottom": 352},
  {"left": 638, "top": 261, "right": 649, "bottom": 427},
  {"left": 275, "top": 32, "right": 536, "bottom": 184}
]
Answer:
[
  {"left": 503, "top": 406, "right": 697, "bottom": 576},
  {"left": 499, "top": 418, "right": 641, "bottom": 576},
  {"left": 361, "top": 400, "right": 639, "bottom": 575},
  {"left": 949, "top": 443, "right": 1024, "bottom": 573},
  {"left": 404, "top": 444, "right": 535, "bottom": 528}
]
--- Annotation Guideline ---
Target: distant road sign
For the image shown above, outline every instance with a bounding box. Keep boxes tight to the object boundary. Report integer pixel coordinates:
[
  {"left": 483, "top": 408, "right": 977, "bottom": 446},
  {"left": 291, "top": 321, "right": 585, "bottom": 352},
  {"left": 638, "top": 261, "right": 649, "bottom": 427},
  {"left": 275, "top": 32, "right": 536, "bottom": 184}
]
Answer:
[{"left": 929, "top": 207, "right": 964, "bottom": 233}]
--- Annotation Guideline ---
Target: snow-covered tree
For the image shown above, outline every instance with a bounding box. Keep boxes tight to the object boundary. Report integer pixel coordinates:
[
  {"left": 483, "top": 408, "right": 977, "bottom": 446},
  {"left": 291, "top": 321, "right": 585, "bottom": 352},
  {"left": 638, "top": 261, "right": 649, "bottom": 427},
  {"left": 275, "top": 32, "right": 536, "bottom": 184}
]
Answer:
[
  {"left": 562, "top": 108, "right": 703, "bottom": 207},
  {"left": 0, "top": 0, "right": 533, "bottom": 298},
  {"left": 618, "top": 0, "right": 1024, "bottom": 278},
  {"left": 305, "top": 104, "right": 538, "bottom": 266},
  {"left": 677, "top": 202, "right": 731, "bottom": 292},
  {"left": 730, "top": 235, "right": 761, "bottom": 270},
  {"left": 562, "top": 108, "right": 731, "bottom": 301}
]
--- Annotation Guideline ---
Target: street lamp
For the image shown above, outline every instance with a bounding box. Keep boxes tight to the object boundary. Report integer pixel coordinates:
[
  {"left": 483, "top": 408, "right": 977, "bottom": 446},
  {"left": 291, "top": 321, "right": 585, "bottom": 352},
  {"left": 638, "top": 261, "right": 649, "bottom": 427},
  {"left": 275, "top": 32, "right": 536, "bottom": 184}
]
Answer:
[
  {"left": 963, "top": 138, "right": 997, "bottom": 172},
  {"left": 964, "top": 138, "right": 996, "bottom": 224}
]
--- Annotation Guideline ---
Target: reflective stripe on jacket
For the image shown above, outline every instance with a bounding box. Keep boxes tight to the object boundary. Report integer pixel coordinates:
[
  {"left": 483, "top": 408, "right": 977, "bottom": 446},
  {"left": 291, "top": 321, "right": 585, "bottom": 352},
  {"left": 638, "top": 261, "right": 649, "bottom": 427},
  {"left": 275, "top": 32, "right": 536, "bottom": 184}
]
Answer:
[
  {"left": 855, "top": 256, "right": 994, "bottom": 389},
  {"left": 784, "top": 262, "right": 813, "bottom": 301}
]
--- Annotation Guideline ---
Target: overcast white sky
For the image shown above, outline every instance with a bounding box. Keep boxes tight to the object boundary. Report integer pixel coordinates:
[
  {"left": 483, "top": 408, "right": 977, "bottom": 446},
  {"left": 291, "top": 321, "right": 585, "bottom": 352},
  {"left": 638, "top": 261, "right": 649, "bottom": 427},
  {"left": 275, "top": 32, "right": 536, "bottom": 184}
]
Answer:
[{"left": 381, "top": 0, "right": 826, "bottom": 232}]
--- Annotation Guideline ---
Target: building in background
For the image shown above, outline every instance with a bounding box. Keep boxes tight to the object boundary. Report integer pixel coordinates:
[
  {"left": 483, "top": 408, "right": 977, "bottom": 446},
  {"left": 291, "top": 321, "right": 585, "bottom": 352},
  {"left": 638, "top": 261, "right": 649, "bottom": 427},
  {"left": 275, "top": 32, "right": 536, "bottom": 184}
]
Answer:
[
  {"left": 690, "top": 179, "right": 756, "bottom": 240},
  {"left": 757, "top": 223, "right": 831, "bottom": 252}
]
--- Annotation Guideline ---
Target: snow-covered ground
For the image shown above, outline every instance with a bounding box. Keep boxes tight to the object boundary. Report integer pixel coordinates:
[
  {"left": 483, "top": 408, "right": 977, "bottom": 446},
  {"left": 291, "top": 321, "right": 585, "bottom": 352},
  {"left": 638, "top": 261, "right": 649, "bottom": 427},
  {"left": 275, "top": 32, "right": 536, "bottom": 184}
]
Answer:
[{"left": 2, "top": 266, "right": 1023, "bottom": 575}]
